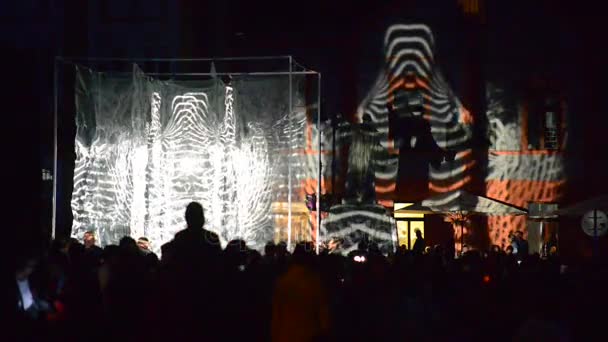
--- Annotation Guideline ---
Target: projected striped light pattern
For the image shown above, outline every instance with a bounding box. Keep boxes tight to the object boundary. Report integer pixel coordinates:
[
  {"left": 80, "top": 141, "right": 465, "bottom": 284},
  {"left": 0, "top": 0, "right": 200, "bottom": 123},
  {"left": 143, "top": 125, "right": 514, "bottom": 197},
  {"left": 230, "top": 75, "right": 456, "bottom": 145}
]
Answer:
[
  {"left": 358, "top": 24, "right": 474, "bottom": 207},
  {"left": 71, "top": 76, "right": 312, "bottom": 253},
  {"left": 318, "top": 24, "right": 472, "bottom": 253},
  {"left": 485, "top": 84, "right": 566, "bottom": 246}
]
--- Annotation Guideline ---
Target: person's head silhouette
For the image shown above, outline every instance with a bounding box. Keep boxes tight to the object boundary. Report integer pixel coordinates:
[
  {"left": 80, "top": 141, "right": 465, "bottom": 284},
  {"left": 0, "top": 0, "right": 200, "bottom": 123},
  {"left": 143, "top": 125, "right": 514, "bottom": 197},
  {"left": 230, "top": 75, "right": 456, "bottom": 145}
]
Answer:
[{"left": 185, "top": 202, "right": 205, "bottom": 229}]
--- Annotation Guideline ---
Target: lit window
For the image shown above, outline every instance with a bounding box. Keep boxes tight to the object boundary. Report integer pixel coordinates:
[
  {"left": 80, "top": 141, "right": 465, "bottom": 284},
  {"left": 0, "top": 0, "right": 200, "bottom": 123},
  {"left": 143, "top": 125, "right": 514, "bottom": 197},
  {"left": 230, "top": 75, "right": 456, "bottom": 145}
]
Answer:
[{"left": 394, "top": 203, "right": 424, "bottom": 249}]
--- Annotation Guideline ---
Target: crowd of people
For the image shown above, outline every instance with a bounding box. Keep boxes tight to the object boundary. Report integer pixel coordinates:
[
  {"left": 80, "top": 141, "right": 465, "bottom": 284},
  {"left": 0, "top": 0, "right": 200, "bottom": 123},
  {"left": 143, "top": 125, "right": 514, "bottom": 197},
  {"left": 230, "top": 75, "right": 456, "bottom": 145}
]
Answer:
[{"left": 10, "top": 202, "right": 608, "bottom": 341}]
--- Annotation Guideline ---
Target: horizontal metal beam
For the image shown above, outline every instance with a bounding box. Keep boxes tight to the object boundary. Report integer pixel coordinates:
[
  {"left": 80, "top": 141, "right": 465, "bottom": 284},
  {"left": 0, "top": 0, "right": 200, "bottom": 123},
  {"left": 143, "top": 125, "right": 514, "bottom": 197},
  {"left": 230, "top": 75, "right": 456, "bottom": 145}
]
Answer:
[
  {"left": 80, "top": 70, "right": 320, "bottom": 76},
  {"left": 142, "top": 71, "right": 320, "bottom": 76},
  {"left": 56, "top": 56, "right": 292, "bottom": 63}
]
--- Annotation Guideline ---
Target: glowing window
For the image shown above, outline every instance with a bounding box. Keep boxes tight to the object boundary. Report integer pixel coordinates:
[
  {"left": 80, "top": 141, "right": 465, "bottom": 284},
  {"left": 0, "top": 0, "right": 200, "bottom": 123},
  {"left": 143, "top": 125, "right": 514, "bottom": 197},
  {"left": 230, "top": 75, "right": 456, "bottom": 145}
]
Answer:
[
  {"left": 410, "top": 221, "right": 425, "bottom": 248},
  {"left": 397, "top": 221, "right": 409, "bottom": 248},
  {"left": 394, "top": 203, "right": 424, "bottom": 249}
]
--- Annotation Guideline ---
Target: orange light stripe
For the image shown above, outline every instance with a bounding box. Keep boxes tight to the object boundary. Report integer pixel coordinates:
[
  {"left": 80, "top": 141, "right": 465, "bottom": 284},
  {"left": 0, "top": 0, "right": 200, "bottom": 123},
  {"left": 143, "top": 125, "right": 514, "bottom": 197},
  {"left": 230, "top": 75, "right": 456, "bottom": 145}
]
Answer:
[
  {"left": 299, "top": 178, "right": 328, "bottom": 195},
  {"left": 460, "top": 159, "right": 476, "bottom": 171},
  {"left": 415, "top": 78, "right": 431, "bottom": 91},
  {"left": 375, "top": 182, "right": 396, "bottom": 193},
  {"left": 457, "top": 149, "right": 473, "bottom": 159},
  {"left": 377, "top": 199, "right": 394, "bottom": 208},
  {"left": 459, "top": 106, "right": 474, "bottom": 125},
  {"left": 388, "top": 79, "right": 405, "bottom": 95},
  {"left": 428, "top": 175, "right": 472, "bottom": 193},
  {"left": 306, "top": 119, "right": 313, "bottom": 151},
  {"left": 276, "top": 149, "right": 332, "bottom": 155},
  {"left": 485, "top": 179, "right": 565, "bottom": 207},
  {"left": 490, "top": 150, "right": 563, "bottom": 156}
]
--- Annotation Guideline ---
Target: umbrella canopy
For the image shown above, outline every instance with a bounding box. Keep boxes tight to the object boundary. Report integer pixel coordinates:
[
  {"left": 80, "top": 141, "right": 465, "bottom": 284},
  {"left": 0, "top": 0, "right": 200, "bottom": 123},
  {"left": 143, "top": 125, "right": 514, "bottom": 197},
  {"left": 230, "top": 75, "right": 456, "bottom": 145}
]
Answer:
[
  {"left": 553, "top": 195, "right": 608, "bottom": 216},
  {"left": 395, "top": 190, "right": 527, "bottom": 216}
]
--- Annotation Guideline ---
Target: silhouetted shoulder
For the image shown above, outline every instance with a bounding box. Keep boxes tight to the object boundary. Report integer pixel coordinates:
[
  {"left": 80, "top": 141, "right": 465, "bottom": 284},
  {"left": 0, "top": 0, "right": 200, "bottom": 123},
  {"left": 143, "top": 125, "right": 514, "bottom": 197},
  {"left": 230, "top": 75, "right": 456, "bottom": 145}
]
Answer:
[
  {"left": 161, "top": 240, "right": 173, "bottom": 254},
  {"left": 202, "top": 229, "right": 221, "bottom": 249},
  {"left": 174, "top": 228, "right": 189, "bottom": 240}
]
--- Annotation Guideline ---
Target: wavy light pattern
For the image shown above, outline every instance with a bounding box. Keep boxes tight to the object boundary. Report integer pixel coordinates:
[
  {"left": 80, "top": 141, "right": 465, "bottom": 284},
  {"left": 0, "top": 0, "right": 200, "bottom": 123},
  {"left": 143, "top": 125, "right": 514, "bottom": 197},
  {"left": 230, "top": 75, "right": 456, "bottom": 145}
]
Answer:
[
  {"left": 484, "top": 83, "right": 566, "bottom": 247},
  {"left": 357, "top": 24, "right": 474, "bottom": 206},
  {"left": 71, "top": 70, "right": 314, "bottom": 253}
]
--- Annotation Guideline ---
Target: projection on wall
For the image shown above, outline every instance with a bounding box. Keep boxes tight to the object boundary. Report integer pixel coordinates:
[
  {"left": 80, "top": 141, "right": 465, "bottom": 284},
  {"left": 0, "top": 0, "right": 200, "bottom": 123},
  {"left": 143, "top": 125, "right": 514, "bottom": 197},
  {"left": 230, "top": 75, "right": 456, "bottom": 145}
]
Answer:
[
  {"left": 321, "top": 24, "right": 473, "bottom": 253},
  {"left": 357, "top": 24, "right": 474, "bottom": 205},
  {"left": 321, "top": 23, "right": 568, "bottom": 251},
  {"left": 70, "top": 66, "right": 318, "bottom": 253},
  {"left": 320, "top": 117, "right": 397, "bottom": 254},
  {"left": 485, "top": 82, "right": 566, "bottom": 247}
]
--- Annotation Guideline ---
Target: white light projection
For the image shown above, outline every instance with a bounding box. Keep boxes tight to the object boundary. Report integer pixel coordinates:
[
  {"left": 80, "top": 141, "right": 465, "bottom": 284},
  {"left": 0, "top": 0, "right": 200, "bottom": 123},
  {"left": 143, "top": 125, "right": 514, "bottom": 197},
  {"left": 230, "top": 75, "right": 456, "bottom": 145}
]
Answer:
[
  {"left": 143, "top": 87, "right": 273, "bottom": 250},
  {"left": 486, "top": 84, "right": 521, "bottom": 152},
  {"left": 70, "top": 71, "right": 311, "bottom": 253},
  {"left": 358, "top": 24, "right": 475, "bottom": 202},
  {"left": 71, "top": 138, "right": 136, "bottom": 242}
]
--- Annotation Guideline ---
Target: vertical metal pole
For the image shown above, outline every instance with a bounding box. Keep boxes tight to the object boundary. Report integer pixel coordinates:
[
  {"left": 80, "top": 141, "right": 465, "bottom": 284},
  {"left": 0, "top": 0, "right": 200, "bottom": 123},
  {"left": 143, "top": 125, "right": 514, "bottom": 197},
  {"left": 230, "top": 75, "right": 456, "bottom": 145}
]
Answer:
[
  {"left": 287, "top": 56, "right": 293, "bottom": 250},
  {"left": 407, "top": 221, "right": 411, "bottom": 250},
  {"left": 316, "top": 73, "right": 322, "bottom": 254},
  {"left": 331, "top": 116, "right": 336, "bottom": 196},
  {"left": 52, "top": 57, "right": 59, "bottom": 240},
  {"left": 593, "top": 209, "right": 598, "bottom": 258},
  {"left": 461, "top": 221, "right": 465, "bottom": 256},
  {"left": 539, "top": 220, "right": 545, "bottom": 258},
  {"left": 556, "top": 219, "right": 560, "bottom": 256}
]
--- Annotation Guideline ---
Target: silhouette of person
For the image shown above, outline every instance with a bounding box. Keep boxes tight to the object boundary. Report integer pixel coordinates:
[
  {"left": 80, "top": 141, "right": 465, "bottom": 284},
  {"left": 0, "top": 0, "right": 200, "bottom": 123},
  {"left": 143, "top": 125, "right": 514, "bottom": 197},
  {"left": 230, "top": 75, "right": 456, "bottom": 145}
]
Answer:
[
  {"left": 387, "top": 86, "right": 453, "bottom": 202},
  {"left": 412, "top": 229, "right": 425, "bottom": 255},
  {"left": 271, "top": 242, "right": 329, "bottom": 342},
  {"left": 159, "top": 202, "right": 223, "bottom": 340},
  {"left": 514, "top": 231, "right": 528, "bottom": 258},
  {"left": 446, "top": 227, "right": 456, "bottom": 260},
  {"left": 164, "top": 202, "right": 221, "bottom": 266},
  {"left": 82, "top": 230, "right": 103, "bottom": 261}
]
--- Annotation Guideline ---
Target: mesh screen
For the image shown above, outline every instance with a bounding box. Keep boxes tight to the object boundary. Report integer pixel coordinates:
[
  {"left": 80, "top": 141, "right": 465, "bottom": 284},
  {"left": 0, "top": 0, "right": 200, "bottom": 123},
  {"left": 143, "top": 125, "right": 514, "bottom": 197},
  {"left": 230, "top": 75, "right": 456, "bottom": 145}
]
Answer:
[{"left": 71, "top": 65, "right": 318, "bottom": 253}]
